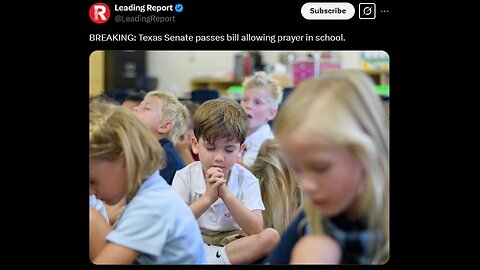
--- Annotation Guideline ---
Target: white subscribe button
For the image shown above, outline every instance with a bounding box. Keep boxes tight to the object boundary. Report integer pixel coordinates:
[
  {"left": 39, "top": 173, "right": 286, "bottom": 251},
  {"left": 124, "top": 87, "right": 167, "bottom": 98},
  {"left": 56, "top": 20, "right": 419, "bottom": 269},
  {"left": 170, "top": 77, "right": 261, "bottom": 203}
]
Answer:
[{"left": 301, "top": 2, "right": 355, "bottom": 20}]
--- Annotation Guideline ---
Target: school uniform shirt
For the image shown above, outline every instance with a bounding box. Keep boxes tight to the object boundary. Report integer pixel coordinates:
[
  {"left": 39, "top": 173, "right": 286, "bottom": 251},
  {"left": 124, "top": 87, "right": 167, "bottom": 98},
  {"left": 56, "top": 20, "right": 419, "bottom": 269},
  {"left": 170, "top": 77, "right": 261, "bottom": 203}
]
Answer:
[
  {"left": 266, "top": 210, "right": 381, "bottom": 264},
  {"left": 106, "top": 171, "right": 206, "bottom": 264},
  {"left": 242, "top": 123, "right": 274, "bottom": 167},
  {"left": 172, "top": 161, "right": 265, "bottom": 235}
]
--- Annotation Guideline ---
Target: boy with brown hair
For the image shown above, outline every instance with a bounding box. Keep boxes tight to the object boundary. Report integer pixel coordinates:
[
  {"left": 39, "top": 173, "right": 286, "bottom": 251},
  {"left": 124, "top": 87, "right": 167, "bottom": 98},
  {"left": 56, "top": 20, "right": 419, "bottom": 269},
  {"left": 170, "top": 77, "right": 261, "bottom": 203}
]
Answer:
[{"left": 172, "top": 97, "right": 280, "bottom": 264}]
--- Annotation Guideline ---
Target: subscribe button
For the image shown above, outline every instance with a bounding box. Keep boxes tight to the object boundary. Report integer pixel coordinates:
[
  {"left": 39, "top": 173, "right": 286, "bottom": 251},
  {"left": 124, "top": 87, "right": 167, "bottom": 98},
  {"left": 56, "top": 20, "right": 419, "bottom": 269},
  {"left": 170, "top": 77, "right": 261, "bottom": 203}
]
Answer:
[{"left": 301, "top": 2, "right": 355, "bottom": 20}]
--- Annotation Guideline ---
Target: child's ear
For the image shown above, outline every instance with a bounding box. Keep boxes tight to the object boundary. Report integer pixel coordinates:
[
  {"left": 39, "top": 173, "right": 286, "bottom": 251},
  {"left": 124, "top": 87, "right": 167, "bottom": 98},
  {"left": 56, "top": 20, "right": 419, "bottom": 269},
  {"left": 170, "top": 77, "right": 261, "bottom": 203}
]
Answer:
[
  {"left": 191, "top": 137, "right": 199, "bottom": 154},
  {"left": 266, "top": 108, "right": 278, "bottom": 122},
  {"left": 238, "top": 143, "right": 246, "bottom": 157},
  {"left": 157, "top": 121, "right": 173, "bottom": 135}
]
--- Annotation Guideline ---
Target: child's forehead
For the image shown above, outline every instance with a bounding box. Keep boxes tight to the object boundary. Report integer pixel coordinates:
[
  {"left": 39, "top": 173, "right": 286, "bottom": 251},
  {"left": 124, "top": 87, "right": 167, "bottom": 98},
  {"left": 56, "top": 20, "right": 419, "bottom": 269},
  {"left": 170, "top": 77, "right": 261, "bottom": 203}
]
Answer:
[
  {"left": 202, "top": 137, "right": 240, "bottom": 146},
  {"left": 245, "top": 87, "right": 274, "bottom": 100},
  {"left": 141, "top": 96, "right": 164, "bottom": 107},
  {"left": 246, "top": 86, "right": 272, "bottom": 94}
]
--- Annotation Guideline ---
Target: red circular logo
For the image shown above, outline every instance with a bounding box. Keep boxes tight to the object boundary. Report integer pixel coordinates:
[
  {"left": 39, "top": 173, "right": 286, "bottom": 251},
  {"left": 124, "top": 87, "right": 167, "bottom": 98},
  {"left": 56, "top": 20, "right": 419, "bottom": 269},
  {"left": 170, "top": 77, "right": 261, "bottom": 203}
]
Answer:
[{"left": 89, "top": 3, "right": 110, "bottom": 24}]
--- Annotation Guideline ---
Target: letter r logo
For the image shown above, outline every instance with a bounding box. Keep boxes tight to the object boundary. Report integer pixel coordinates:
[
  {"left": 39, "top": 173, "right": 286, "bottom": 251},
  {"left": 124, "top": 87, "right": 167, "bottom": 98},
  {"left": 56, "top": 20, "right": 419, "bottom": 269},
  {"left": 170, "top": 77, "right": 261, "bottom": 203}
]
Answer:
[
  {"left": 94, "top": 5, "right": 106, "bottom": 20},
  {"left": 89, "top": 3, "right": 110, "bottom": 24}
]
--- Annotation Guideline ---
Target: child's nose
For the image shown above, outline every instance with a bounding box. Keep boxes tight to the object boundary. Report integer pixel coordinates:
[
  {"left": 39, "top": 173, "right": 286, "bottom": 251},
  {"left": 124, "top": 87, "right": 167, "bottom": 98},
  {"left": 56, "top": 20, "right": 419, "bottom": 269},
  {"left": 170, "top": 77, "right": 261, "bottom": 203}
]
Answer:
[
  {"left": 298, "top": 175, "right": 317, "bottom": 195},
  {"left": 214, "top": 152, "right": 224, "bottom": 162}
]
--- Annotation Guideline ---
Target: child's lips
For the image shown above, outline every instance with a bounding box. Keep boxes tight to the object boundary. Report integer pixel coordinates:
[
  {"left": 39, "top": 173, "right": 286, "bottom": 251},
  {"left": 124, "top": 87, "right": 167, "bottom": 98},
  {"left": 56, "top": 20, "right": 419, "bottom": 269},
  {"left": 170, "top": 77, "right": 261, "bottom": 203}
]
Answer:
[{"left": 312, "top": 198, "right": 327, "bottom": 207}]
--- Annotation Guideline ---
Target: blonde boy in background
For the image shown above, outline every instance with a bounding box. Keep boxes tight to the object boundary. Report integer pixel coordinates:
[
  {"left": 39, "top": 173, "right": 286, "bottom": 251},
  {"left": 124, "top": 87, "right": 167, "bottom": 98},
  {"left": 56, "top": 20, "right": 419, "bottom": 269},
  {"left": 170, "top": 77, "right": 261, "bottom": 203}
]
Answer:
[
  {"left": 134, "top": 90, "right": 189, "bottom": 185},
  {"left": 239, "top": 71, "right": 283, "bottom": 168}
]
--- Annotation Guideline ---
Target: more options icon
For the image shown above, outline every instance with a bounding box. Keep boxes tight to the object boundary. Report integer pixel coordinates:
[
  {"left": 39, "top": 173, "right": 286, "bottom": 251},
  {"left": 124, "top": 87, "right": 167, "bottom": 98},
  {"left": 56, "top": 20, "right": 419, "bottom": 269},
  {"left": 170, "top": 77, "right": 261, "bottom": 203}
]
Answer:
[{"left": 359, "top": 3, "right": 376, "bottom": 19}]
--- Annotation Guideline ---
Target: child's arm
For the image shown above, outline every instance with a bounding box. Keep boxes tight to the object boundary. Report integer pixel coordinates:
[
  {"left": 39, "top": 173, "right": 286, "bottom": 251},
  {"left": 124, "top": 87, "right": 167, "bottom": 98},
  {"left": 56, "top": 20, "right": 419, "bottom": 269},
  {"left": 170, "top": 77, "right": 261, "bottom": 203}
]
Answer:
[
  {"left": 218, "top": 184, "right": 263, "bottom": 235},
  {"left": 190, "top": 197, "right": 215, "bottom": 219},
  {"left": 92, "top": 242, "right": 140, "bottom": 264},
  {"left": 290, "top": 235, "right": 341, "bottom": 264},
  {"left": 190, "top": 167, "right": 226, "bottom": 219},
  {"left": 90, "top": 208, "right": 140, "bottom": 264},
  {"left": 90, "top": 208, "right": 111, "bottom": 260}
]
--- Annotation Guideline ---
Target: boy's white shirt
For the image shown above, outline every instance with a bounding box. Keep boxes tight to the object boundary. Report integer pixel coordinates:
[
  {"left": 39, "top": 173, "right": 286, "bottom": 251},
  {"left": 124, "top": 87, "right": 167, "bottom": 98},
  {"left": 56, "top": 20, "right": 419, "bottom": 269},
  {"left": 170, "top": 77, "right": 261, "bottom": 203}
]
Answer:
[
  {"left": 243, "top": 123, "right": 275, "bottom": 167},
  {"left": 172, "top": 161, "right": 265, "bottom": 235}
]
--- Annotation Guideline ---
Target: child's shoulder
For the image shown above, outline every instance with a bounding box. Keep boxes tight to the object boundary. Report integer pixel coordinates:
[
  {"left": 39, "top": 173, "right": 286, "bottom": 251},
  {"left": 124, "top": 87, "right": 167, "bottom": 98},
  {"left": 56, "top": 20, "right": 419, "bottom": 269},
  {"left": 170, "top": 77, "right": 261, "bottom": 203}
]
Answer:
[
  {"left": 177, "top": 161, "right": 203, "bottom": 177},
  {"left": 250, "top": 123, "right": 274, "bottom": 138},
  {"left": 184, "top": 160, "right": 201, "bottom": 169},
  {"left": 232, "top": 163, "right": 259, "bottom": 181}
]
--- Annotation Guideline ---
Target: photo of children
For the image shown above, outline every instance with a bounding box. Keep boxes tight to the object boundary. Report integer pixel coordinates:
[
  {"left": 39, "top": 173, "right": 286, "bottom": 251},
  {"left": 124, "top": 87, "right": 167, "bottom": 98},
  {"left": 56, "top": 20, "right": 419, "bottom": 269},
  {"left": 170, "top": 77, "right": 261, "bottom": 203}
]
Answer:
[{"left": 89, "top": 50, "right": 389, "bottom": 264}]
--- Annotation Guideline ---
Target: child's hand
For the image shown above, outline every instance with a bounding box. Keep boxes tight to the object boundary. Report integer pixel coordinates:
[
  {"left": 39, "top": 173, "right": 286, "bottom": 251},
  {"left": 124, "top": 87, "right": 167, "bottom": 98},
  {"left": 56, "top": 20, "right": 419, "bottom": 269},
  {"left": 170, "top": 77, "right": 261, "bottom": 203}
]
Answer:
[
  {"left": 218, "top": 180, "right": 229, "bottom": 199},
  {"left": 204, "top": 167, "right": 226, "bottom": 203}
]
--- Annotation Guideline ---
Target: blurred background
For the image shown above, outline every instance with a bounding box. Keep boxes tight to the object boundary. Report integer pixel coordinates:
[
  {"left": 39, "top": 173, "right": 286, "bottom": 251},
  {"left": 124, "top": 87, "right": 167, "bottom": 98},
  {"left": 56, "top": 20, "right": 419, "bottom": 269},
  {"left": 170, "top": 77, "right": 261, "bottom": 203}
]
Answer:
[{"left": 90, "top": 50, "right": 389, "bottom": 115}]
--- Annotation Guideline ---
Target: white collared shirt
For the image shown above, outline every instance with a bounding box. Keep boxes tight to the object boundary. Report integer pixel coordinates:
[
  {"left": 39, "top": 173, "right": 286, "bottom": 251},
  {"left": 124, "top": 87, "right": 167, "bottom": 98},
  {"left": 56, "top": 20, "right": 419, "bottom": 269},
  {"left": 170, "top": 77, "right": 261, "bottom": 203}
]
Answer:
[
  {"left": 243, "top": 123, "right": 275, "bottom": 167},
  {"left": 172, "top": 161, "right": 265, "bottom": 235}
]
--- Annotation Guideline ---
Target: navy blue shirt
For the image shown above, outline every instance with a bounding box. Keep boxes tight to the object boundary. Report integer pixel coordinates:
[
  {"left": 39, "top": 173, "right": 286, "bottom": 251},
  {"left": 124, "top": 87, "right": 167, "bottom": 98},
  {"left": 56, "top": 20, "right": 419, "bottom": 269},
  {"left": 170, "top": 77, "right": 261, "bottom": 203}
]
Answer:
[
  {"left": 267, "top": 211, "right": 307, "bottom": 264},
  {"left": 159, "top": 138, "right": 185, "bottom": 185},
  {"left": 267, "top": 210, "right": 377, "bottom": 264}
]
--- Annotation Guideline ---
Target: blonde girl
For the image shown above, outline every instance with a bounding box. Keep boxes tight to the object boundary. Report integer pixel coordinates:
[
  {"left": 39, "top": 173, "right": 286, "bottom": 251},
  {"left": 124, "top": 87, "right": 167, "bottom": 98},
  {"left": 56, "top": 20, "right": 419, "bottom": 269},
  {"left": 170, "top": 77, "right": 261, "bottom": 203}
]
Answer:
[
  {"left": 250, "top": 139, "right": 302, "bottom": 235},
  {"left": 89, "top": 102, "right": 206, "bottom": 264},
  {"left": 267, "top": 70, "right": 389, "bottom": 264}
]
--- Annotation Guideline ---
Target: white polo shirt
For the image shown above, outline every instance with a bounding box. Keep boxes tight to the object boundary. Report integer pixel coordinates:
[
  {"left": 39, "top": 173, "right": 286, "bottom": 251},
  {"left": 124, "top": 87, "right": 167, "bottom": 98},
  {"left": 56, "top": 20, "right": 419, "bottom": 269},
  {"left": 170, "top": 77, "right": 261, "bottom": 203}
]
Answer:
[
  {"left": 172, "top": 161, "right": 265, "bottom": 235},
  {"left": 243, "top": 123, "right": 275, "bottom": 167}
]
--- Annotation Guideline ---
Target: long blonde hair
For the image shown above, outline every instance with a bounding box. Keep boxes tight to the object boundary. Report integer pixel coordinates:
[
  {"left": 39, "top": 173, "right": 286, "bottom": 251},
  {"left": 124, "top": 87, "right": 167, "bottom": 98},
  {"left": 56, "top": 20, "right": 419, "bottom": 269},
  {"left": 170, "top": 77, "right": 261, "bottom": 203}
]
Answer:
[
  {"left": 250, "top": 139, "right": 302, "bottom": 235},
  {"left": 90, "top": 102, "right": 166, "bottom": 202},
  {"left": 274, "top": 70, "right": 389, "bottom": 263}
]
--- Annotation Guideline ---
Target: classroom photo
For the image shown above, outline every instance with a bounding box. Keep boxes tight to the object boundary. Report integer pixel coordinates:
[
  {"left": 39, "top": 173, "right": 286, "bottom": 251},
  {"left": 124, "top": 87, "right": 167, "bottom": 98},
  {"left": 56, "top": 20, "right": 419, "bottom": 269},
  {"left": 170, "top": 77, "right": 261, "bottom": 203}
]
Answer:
[{"left": 89, "top": 50, "right": 390, "bottom": 265}]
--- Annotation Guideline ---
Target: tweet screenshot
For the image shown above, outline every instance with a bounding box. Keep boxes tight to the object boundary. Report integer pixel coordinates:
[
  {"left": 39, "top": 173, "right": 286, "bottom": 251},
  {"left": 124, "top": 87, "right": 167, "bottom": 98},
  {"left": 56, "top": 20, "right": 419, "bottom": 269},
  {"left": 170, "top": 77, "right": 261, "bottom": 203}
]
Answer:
[{"left": 85, "top": 0, "right": 395, "bottom": 266}]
